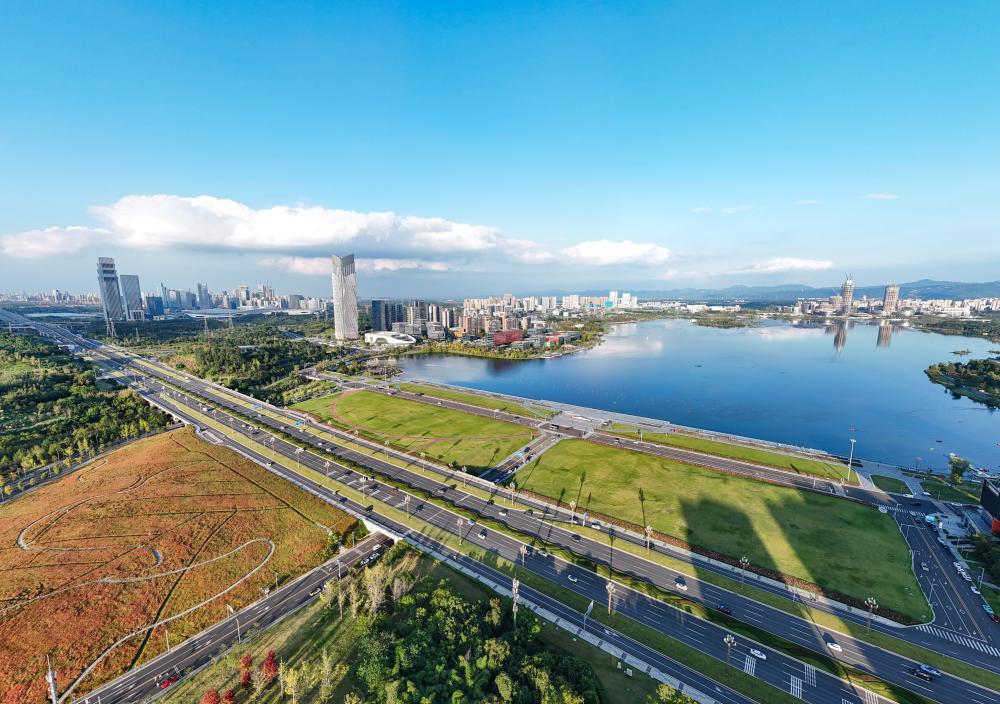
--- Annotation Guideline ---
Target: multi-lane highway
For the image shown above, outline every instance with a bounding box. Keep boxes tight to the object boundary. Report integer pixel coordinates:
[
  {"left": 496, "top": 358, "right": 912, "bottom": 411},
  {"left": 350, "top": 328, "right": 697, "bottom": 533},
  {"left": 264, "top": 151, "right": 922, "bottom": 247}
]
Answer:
[{"left": 6, "top": 312, "right": 999, "bottom": 704}]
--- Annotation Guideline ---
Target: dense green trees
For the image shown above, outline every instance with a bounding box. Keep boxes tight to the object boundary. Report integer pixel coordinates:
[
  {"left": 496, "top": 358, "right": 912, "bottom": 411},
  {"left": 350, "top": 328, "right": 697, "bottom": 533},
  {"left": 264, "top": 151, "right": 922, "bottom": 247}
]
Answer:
[
  {"left": 926, "top": 358, "right": 1000, "bottom": 407},
  {"left": 354, "top": 580, "right": 600, "bottom": 704},
  {"left": 0, "top": 333, "right": 170, "bottom": 478}
]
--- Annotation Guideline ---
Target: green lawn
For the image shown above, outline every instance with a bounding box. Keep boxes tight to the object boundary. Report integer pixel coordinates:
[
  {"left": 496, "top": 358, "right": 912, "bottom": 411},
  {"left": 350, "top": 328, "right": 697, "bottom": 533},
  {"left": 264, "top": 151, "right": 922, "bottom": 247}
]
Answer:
[
  {"left": 608, "top": 424, "right": 850, "bottom": 481},
  {"left": 398, "top": 382, "right": 556, "bottom": 418},
  {"left": 871, "top": 475, "right": 910, "bottom": 494},
  {"left": 294, "top": 390, "right": 536, "bottom": 472},
  {"left": 919, "top": 477, "right": 982, "bottom": 503},
  {"left": 516, "top": 439, "right": 927, "bottom": 620}
]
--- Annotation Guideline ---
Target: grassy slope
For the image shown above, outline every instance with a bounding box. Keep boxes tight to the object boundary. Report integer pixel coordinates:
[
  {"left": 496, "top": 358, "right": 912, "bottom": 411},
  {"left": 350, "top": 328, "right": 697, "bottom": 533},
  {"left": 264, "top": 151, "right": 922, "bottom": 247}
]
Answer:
[
  {"left": 609, "top": 424, "right": 850, "bottom": 481},
  {"left": 294, "top": 390, "right": 535, "bottom": 471},
  {"left": 0, "top": 427, "right": 355, "bottom": 703},
  {"left": 516, "top": 439, "right": 926, "bottom": 619},
  {"left": 871, "top": 475, "right": 910, "bottom": 494},
  {"left": 919, "top": 477, "right": 981, "bottom": 503},
  {"left": 398, "top": 381, "right": 555, "bottom": 418}
]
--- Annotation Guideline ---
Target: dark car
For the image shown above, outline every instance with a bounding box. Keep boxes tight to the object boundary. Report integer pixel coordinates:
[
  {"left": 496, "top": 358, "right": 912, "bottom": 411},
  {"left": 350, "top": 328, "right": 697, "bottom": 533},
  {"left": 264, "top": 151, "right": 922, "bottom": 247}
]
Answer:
[
  {"left": 716, "top": 604, "right": 733, "bottom": 615},
  {"left": 918, "top": 664, "right": 942, "bottom": 677},
  {"left": 910, "top": 668, "right": 934, "bottom": 682}
]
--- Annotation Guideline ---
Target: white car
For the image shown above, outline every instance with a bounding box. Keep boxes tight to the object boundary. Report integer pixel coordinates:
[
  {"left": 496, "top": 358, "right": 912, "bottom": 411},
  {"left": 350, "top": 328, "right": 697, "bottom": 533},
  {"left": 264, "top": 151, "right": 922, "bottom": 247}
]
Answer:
[
  {"left": 827, "top": 641, "right": 843, "bottom": 653},
  {"left": 971, "top": 585, "right": 981, "bottom": 595},
  {"left": 749, "top": 649, "right": 767, "bottom": 661},
  {"left": 674, "top": 578, "right": 688, "bottom": 591},
  {"left": 903, "top": 494, "right": 914, "bottom": 499},
  {"left": 567, "top": 574, "right": 578, "bottom": 583},
  {"left": 961, "top": 572, "right": 973, "bottom": 582}
]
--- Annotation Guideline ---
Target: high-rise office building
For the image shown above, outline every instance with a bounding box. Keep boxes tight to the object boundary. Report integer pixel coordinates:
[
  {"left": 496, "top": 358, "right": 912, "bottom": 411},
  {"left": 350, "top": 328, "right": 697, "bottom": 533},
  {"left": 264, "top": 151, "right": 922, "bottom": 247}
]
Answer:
[
  {"left": 371, "top": 299, "right": 405, "bottom": 332},
  {"left": 840, "top": 276, "right": 854, "bottom": 315},
  {"left": 883, "top": 284, "right": 900, "bottom": 315},
  {"left": 159, "top": 283, "right": 174, "bottom": 311},
  {"left": 196, "top": 283, "right": 212, "bottom": 309},
  {"left": 143, "top": 294, "right": 165, "bottom": 317},
  {"left": 330, "top": 254, "right": 359, "bottom": 340},
  {"left": 119, "top": 274, "right": 143, "bottom": 320},
  {"left": 96, "top": 257, "right": 125, "bottom": 324}
]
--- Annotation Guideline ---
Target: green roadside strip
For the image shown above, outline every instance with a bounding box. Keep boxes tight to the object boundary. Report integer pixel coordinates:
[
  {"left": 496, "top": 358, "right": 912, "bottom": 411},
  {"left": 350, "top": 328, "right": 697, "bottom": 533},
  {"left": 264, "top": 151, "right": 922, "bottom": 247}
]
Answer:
[
  {"left": 607, "top": 423, "right": 852, "bottom": 482},
  {"left": 138, "top": 367, "right": 1000, "bottom": 696},
  {"left": 872, "top": 475, "right": 910, "bottom": 494},
  {"left": 397, "top": 381, "right": 557, "bottom": 418}
]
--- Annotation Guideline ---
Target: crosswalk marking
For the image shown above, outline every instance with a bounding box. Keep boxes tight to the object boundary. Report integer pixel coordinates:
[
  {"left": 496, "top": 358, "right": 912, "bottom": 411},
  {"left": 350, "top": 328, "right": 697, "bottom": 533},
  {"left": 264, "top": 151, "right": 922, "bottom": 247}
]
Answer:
[
  {"left": 804, "top": 663, "right": 816, "bottom": 687},
  {"left": 861, "top": 688, "right": 879, "bottom": 704},
  {"left": 789, "top": 675, "right": 803, "bottom": 699},
  {"left": 742, "top": 654, "right": 756, "bottom": 676},
  {"left": 916, "top": 624, "right": 1000, "bottom": 657}
]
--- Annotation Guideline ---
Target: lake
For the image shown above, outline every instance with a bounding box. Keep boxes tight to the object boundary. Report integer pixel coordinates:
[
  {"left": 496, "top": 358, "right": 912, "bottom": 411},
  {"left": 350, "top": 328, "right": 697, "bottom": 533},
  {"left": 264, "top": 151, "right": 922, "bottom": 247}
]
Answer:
[{"left": 397, "top": 319, "right": 1000, "bottom": 471}]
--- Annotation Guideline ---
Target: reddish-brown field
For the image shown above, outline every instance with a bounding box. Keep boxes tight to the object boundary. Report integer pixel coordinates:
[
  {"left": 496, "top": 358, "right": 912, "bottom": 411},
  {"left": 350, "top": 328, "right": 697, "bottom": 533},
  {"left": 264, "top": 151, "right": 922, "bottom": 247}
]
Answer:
[{"left": 0, "top": 427, "right": 355, "bottom": 704}]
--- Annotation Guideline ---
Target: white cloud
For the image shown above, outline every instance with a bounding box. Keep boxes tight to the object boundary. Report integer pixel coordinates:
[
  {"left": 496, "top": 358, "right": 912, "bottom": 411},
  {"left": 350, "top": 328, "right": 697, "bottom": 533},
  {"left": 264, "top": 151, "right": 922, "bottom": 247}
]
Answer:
[
  {"left": 720, "top": 205, "right": 754, "bottom": 215},
  {"left": 733, "top": 257, "right": 834, "bottom": 274},
  {"left": 561, "top": 239, "right": 670, "bottom": 266},
  {"left": 794, "top": 199, "right": 823, "bottom": 206},
  {"left": 260, "top": 256, "right": 451, "bottom": 276},
  {"left": 862, "top": 192, "right": 899, "bottom": 201},
  {"left": 1, "top": 226, "right": 108, "bottom": 258},
  {"left": 658, "top": 268, "right": 708, "bottom": 281},
  {"left": 89, "top": 194, "right": 502, "bottom": 254}
]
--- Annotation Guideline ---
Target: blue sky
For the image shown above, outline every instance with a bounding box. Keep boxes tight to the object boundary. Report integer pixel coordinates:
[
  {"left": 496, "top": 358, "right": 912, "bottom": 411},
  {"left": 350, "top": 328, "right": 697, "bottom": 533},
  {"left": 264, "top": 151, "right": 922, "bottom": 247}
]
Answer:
[{"left": 2, "top": 1, "right": 998, "bottom": 298}]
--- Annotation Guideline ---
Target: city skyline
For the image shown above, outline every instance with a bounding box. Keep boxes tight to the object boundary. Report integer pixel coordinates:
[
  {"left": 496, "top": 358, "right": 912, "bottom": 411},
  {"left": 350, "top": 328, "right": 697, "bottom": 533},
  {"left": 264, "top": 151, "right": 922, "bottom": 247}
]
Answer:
[{"left": 2, "top": 3, "right": 999, "bottom": 295}]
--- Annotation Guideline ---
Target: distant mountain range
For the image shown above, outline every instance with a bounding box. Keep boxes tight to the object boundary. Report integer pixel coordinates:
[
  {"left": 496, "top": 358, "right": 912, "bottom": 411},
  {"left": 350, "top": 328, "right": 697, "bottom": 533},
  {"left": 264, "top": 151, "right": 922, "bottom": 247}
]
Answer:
[{"left": 586, "top": 280, "right": 1000, "bottom": 303}]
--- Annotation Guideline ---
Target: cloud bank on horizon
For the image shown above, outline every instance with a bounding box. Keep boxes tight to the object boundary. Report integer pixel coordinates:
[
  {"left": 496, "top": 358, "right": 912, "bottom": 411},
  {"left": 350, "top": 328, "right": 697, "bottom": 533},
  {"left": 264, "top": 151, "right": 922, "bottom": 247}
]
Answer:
[{"left": 1, "top": 193, "right": 836, "bottom": 285}]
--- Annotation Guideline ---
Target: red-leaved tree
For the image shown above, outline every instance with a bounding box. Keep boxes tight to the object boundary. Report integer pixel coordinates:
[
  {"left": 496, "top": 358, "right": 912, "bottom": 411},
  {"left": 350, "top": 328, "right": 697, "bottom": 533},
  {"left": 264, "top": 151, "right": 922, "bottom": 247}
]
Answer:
[
  {"left": 261, "top": 650, "right": 279, "bottom": 683},
  {"left": 239, "top": 653, "right": 253, "bottom": 670},
  {"left": 201, "top": 689, "right": 221, "bottom": 704},
  {"left": 222, "top": 689, "right": 236, "bottom": 703},
  {"left": 240, "top": 668, "right": 252, "bottom": 690}
]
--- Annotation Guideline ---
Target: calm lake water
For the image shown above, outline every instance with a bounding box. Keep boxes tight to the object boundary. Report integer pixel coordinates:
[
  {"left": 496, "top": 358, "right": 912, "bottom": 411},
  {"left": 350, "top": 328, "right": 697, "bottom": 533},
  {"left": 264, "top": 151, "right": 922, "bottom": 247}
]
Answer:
[{"left": 397, "top": 319, "right": 1000, "bottom": 471}]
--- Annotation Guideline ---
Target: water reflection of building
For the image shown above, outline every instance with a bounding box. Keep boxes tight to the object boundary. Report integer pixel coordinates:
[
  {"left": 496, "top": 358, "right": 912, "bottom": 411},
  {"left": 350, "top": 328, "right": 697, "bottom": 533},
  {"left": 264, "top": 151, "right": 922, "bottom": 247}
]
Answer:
[
  {"left": 833, "top": 320, "right": 848, "bottom": 351},
  {"left": 877, "top": 322, "right": 893, "bottom": 347}
]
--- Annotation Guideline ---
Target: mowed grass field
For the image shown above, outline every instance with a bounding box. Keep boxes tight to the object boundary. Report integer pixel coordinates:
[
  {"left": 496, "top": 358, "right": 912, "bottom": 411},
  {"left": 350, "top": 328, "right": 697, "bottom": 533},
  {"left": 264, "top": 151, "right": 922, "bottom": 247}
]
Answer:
[
  {"left": 398, "top": 382, "right": 555, "bottom": 418},
  {"left": 0, "top": 427, "right": 355, "bottom": 704},
  {"left": 516, "top": 440, "right": 927, "bottom": 620},
  {"left": 609, "top": 424, "right": 851, "bottom": 481},
  {"left": 295, "top": 390, "right": 536, "bottom": 472}
]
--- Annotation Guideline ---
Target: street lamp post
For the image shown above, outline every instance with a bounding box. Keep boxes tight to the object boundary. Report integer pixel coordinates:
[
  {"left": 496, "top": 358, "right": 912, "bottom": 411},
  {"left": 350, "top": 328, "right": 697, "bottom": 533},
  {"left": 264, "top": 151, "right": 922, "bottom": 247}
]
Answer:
[
  {"left": 520, "top": 544, "right": 528, "bottom": 565},
  {"left": 512, "top": 578, "right": 520, "bottom": 625},
  {"left": 723, "top": 634, "right": 736, "bottom": 673},
  {"left": 606, "top": 582, "right": 616, "bottom": 616},
  {"left": 404, "top": 495, "right": 411, "bottom": 518},
  {"left": 509, "top": 481, "right": 516, "bottom": 506},
  {"left": 458, "top": 517, "right": 464, "bottom": 545},
  {"left": 570, "top": 500, "right": 577, "bottom": 523},
  {"left": 645, "top": 525, "right": 653, "bottom": 552},
  {"left": 740, "top": 556, "right": 750, "bottom": 588},
  {"left": 846, "top": 438, "right": 857, "bottom": 483},
  {"left": 864, "top": 596, "right": 878, "bottom": 632}
]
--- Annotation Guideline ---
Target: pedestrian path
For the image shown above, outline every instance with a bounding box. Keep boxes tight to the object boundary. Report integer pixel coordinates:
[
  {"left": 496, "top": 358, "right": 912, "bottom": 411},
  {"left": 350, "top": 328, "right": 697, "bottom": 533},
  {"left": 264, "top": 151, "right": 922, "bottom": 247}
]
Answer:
[{"left": 916, "top": 624, "right": 1000, "bottom": 657}]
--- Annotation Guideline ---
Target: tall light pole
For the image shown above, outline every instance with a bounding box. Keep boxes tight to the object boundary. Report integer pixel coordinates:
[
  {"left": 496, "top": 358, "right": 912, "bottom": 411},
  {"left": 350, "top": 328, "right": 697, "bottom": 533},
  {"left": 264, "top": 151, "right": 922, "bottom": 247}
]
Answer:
[
  {"left": 723, "top": 634, "right": 736, "bottom": 673},
  {"left": 570, "top": 500, "right": 577, "bottom": 523},
  {"left": 606, "top": 581, "right": 616, "bottom": 616},
  {"left": 846, "top": 438, "right": 857, "bottom": 483},
  {"left": 864, "top": 596, "right": 878, "bottom": 632},
  {"left": 512, "top": 577, "right": 520, "bottom": 625},
  {"left": 509, "top": 480, "right": 516, "bottom": 506},
  {"left": 740, "top": 556, "right": 750, "bottom": 589},
  {"left": 519, "top": 544, "right": 527, "bottom": 566},
  {"left": 645, "top": 525, "right": 653, "bottom": 553},
  {"left": 404, "top": 495, "right": 411, "bottom": 518},
  {"left": 458, "top": 517, "right": 464, "bottom": 545}
]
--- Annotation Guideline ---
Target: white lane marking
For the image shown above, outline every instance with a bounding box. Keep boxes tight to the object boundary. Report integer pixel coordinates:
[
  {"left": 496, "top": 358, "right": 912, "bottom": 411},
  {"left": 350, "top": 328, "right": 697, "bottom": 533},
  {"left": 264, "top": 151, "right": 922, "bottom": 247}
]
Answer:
[
  {"left": 789, "top": 675, "right": 803, "bottom": 698},
  {"left": 804, "top": 663, "right": 816, "bottom": 686},
  {"left": 742, "top": 654, "right": 756, "bottom": 676}
]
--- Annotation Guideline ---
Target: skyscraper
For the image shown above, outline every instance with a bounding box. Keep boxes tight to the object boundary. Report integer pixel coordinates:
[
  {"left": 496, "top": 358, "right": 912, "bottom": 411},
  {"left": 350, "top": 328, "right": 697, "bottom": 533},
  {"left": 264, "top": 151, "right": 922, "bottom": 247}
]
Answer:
[
  {"left": 196, "top": 283, "right": 212, "bottom": 309},
  {"left": 840, "top": 275, "right": 854, "bottom": 316},
  {"left": 371, "top": 299, "right": 404, "bottom": 332},
  {"left": 330, "top": 254, "right": 359, "bottom": 340},
  {"left": 96, "top": 257, "right": 125, "bottom": 325},
  {"left": 882, "top": 284, "right": 900, "bottom": 315},
  {"left": 119, "top": 274, "right": 143, "bottom": 320}
]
